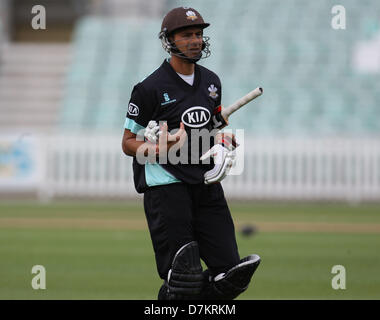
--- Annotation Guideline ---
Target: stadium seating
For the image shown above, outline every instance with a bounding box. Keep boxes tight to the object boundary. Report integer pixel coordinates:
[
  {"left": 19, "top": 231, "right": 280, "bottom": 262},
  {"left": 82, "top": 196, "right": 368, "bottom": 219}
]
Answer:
[
  {"left": 0, "top": 44, "right": 70, "bottom": 132},
  {"left": 60, "top": 0, "right": 380, "bottom": 137}
]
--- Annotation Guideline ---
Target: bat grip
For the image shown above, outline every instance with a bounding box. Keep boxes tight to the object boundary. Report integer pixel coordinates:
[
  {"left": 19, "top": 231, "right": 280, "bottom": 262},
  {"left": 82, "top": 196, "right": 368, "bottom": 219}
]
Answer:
[{"left": 222, "top": 87, "right": 263, "bottom": 119}]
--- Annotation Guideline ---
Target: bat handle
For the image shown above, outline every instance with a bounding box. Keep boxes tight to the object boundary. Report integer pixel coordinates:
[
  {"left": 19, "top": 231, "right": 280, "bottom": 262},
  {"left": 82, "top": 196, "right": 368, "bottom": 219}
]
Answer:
[{"left": 221, "top": 87, "right": 263, "bottom": 120}]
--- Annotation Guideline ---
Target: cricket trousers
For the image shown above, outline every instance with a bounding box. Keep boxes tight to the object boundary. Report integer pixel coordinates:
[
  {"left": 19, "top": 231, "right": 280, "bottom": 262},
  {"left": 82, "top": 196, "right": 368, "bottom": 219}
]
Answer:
[{"left": 143, "top": 182, "right": 240, "bottom": 280}]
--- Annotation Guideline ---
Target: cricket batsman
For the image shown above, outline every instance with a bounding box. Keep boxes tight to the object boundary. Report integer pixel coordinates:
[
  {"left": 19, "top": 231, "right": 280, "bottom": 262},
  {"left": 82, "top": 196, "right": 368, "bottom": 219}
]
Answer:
[{"left": 122, "top": 6, "right": 261, "bottom": 300}]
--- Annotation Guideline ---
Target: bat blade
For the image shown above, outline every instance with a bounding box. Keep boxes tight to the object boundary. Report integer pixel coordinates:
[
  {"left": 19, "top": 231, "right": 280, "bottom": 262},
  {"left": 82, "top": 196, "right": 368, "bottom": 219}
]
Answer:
[{"left": 221, "top": 87, "right": 263, "bottom": 121}]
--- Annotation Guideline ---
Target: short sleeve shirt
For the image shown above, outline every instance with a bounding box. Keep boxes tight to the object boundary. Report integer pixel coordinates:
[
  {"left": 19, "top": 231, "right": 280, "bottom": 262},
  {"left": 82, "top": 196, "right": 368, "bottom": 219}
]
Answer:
[{"left": 125, "top": 59, "right": 222, "bottom": 193}]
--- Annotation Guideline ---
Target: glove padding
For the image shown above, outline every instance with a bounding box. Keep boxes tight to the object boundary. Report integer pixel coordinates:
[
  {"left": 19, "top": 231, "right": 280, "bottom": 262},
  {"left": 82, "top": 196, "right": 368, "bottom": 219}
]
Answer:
[
  {"left": 144, "top": 120, "right": 161, "bottom": 143},
  {"left": 200, "top": 134, "right": 237, "bottom": 184}
]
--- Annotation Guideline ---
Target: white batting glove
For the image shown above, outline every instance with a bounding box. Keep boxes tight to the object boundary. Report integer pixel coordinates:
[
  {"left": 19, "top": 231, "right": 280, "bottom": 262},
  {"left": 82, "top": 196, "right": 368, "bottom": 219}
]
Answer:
[
  {"left": 144, "top": 120, "right": 161, "bottom": 143},
  {"left": 200, "top": 137, "right": 237, "bottom": 185}
]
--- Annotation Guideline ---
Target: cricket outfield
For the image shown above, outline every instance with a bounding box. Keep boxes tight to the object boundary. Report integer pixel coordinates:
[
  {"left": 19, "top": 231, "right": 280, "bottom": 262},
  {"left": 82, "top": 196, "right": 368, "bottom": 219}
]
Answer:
[{"left": 0, "top": 201, "right": 379, "bottom": 300}]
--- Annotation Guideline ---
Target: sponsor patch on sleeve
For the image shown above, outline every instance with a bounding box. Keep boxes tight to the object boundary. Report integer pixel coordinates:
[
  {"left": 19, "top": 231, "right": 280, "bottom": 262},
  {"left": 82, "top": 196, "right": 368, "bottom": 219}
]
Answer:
[{"left": 128, "top": 103, "right": 139, "bottom": 116}]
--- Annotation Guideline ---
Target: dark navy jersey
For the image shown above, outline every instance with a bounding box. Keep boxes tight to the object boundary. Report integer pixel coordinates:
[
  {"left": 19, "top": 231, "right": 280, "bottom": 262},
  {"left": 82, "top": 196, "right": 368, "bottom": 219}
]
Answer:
[{"left": 125, "top": 59, "right": 222, "bottom": 193}]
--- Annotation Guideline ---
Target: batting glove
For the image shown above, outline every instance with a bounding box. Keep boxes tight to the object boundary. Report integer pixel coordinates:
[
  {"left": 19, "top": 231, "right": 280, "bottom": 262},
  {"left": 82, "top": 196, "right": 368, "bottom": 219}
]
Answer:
[
  {"left": 200, "top": 135, "right": 237, "bottom": 185},
  {"left": 144, "top": 120, "right": 161, "bottom": 144}
]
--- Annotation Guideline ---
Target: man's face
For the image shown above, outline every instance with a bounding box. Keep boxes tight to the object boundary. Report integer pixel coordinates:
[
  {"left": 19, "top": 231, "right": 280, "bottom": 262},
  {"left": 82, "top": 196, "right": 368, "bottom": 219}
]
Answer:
[{"left": 171, "top": 27, "right": 203, "bottom": 59}]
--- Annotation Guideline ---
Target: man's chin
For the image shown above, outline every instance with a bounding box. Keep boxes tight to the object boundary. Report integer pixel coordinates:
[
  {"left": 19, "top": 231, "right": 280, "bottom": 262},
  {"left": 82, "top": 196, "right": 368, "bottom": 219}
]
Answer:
[
  {"left": 185, "top": 51, "right": 202, "bottom": 60},
  {"left": 174, "top": 50, "right": 202, "bottom": 62},
  {"left": 189, "top": 50, "right": 201, "bottom": 56}
]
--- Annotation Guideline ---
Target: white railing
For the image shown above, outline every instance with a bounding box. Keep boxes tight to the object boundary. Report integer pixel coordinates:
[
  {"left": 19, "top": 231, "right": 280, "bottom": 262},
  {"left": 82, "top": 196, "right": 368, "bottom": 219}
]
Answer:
[
  {"left": 36, "top": 134, "right": 380, "bottom": 201},
  {"left": 41, "top": 134, "right": 136, "bottom": 199},
  {"left": 222, "top": 138, "right": 380, "bottom": 201}
]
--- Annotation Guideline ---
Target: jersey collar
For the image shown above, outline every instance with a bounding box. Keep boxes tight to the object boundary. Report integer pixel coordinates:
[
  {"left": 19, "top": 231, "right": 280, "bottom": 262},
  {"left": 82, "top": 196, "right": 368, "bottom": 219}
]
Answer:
[{"left": 162, "top": 59, "right": 201, "bottom": 91}]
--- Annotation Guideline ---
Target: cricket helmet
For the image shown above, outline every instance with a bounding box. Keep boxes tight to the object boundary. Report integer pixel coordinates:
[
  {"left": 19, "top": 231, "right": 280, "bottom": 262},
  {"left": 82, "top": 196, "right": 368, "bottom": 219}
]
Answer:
[{"left": 158, "top": 7, "right": 211, "bottom": 62}]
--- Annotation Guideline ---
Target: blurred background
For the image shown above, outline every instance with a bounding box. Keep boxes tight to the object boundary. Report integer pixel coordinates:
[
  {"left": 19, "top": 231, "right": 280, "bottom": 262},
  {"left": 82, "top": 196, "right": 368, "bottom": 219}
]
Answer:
[
  {"left": 0, "top": 0, "right": 379, "bottom": 201},
  {"left": 0, "top": 0, "right": 380, "bottom": 300}
]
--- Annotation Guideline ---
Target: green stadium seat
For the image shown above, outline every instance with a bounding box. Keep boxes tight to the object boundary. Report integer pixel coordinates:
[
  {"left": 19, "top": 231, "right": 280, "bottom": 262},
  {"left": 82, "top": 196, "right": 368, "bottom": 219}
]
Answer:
[{"left": 59, "top": 3, "right": 380, "bottom": 136}]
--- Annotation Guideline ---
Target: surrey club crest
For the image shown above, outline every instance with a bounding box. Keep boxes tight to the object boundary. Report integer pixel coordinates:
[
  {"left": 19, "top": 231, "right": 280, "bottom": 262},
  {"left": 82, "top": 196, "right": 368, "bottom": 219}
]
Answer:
[
  {"left": 208, "top": 84, "right": 218, "bottom": 99},
  {"left": 186, "top": 10, "right": 198, "bottom": 21}
]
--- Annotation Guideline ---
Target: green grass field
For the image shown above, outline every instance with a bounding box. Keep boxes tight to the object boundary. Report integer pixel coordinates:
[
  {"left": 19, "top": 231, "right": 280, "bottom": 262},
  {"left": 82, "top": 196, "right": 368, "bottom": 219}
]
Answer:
[{"left": 1, "top": 201, "right": 380, "bottom": 300}]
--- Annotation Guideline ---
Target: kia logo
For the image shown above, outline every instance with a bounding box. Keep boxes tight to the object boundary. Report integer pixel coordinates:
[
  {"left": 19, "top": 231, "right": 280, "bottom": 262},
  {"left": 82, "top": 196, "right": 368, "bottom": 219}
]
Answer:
[
  {"left": 128, "top": 103, "right": 139, "bottom": 116},
  {"left": 181, "top": 106, "right": 211, "bottom": 128}
]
